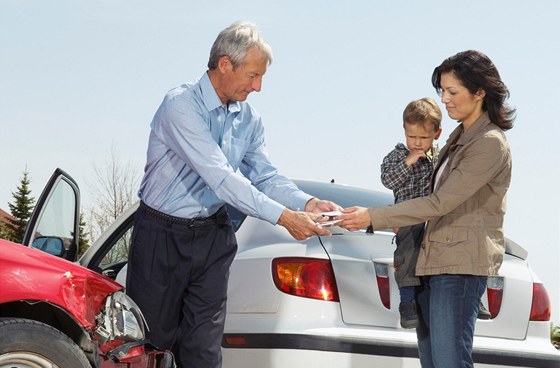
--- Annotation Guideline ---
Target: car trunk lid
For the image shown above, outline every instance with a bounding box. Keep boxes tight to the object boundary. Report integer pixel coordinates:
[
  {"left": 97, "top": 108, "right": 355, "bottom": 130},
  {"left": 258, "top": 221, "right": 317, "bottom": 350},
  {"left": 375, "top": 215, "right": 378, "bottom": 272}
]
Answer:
[{"left": 319, "top": 231, "right": 532, "bottom": 340}]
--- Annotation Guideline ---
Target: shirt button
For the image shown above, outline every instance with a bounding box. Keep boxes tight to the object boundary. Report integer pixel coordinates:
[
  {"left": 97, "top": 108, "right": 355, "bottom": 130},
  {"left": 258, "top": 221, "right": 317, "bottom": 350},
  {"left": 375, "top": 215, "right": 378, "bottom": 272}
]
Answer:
[{"left": 445, "top": 237, "right": 450, "bottom": 242}]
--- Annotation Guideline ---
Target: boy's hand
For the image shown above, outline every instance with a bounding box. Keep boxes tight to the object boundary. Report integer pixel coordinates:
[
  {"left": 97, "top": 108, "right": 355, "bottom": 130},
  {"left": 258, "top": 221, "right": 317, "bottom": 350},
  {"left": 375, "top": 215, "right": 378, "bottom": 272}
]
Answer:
[{"left": 405, "top": 149, "right": 426, "bottom": 167}]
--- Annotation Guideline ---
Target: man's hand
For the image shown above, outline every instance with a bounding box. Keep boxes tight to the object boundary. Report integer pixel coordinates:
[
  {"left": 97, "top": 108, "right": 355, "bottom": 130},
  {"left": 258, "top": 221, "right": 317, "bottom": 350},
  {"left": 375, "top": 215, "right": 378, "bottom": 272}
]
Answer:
[
  {"left": 277, "top": 208, "right": 332, "bottom": 240},
  {"left": 335, "top": 206, "right": 372, "bottom": 231},
  {"left": 305, "top": 197, "right": 342, "bottom": 214}
]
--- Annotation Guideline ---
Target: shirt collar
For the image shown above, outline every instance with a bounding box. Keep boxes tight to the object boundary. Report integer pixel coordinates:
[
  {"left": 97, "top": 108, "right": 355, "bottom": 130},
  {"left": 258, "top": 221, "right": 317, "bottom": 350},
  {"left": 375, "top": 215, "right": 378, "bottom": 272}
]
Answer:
[
  {"left": 395, "top": 142, "right": 437, "bottom": 162},
  {"left": 200, "top": 72, "right": 241, "bottom": 114},
  {"left": 426, "top": 145, "right": 435, "bottom": 162}
]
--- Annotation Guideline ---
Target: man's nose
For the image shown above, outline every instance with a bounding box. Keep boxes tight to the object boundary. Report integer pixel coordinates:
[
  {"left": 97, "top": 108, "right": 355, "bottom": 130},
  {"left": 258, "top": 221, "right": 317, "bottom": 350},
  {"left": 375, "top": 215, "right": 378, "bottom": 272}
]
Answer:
[{"left": 252, "top": 76, "right": 263, "bottom": 92}]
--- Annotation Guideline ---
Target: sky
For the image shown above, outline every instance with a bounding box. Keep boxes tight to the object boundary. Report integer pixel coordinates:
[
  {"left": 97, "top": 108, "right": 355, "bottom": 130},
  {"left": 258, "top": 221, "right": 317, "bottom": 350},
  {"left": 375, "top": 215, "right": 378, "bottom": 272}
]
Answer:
[{"left": 1, "top": 1, "right": 559, "bottom": 323}]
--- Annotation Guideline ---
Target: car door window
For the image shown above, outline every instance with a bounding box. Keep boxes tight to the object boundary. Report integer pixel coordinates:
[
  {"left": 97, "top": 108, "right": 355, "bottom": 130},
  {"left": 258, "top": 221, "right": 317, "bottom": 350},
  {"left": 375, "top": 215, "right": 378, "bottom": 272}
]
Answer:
[
  {"left": 99, "top": 226, "right": 133, "bottom": 267},
  {"left": 23, "top": 169, "right": 80, "bottom": 261},
  {"left": 85, "top": 212, "right": 136, "bottom": 281}
]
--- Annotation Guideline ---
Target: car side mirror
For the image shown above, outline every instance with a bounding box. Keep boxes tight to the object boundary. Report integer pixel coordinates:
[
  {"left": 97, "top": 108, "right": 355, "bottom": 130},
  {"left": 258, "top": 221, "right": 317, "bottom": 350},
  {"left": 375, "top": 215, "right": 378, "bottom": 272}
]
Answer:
[{"left": 31, "top": 236, "right": 65, "bottom": 257}]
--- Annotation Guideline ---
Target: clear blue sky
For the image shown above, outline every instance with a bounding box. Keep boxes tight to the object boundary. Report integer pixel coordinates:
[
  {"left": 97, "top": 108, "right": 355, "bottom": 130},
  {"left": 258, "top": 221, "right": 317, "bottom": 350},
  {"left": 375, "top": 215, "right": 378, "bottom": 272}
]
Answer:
[{"left": 1, "top": 0, "right": 559, "bottom": 323}]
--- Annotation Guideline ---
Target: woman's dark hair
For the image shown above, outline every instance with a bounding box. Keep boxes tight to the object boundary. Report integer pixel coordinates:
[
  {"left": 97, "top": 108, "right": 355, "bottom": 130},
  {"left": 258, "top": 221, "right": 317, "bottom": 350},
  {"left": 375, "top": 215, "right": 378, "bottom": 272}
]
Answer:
[{"left": 431, "top": 50, "right": 516, "bottom": 131}]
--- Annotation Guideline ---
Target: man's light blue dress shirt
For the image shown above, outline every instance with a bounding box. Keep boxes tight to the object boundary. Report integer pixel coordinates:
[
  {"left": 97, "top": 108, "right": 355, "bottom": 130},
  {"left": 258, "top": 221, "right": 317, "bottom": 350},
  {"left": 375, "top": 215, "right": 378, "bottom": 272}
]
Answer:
[{"left": 138, "top": 72, "right": 311, "bottom": 224}]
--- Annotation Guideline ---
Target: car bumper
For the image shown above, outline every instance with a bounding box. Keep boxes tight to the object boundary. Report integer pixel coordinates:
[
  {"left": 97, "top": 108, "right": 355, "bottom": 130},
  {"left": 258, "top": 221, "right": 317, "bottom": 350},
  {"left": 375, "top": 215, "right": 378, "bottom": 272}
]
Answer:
[
  {"left": 222, "top": 332, "right": 560, "bottom": 368},
  {"left": 101, "top": 343, "right": 174, "bottom": 368}
]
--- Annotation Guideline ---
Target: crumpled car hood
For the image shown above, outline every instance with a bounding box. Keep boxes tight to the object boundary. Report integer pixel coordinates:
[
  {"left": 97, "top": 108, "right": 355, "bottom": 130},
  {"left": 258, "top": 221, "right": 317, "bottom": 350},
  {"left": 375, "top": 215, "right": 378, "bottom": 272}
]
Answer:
[{"left": 0, "top": 239, "right": 121, "bottom": 329}]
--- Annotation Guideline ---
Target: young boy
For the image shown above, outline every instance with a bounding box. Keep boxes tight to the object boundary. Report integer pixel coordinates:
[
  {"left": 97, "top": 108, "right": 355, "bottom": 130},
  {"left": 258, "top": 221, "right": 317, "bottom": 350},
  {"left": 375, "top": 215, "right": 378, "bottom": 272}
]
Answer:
[
  {"left": 380, "top": 98, "right": 442, "bottom": 329},
  {"left": 381, "top": 97, "right": 491, "bottom": 329}
]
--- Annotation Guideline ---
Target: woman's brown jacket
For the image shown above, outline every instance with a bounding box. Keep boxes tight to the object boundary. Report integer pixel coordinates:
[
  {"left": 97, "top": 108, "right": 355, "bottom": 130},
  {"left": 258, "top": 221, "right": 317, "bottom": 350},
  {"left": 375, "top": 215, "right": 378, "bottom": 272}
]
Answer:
[{"left": 369, "top": 112, "right": 512, "bottom": 276}]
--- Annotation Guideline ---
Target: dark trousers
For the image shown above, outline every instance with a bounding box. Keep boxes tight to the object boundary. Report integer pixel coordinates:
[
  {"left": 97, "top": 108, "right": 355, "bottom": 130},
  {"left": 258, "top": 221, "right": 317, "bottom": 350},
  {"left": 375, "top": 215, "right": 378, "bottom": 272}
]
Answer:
[
  {"left": 394, "top": 223, "right": 425, "bottom": 303},
  {"left": 126, "top": 202, "right": 237, "bottom": 368}
]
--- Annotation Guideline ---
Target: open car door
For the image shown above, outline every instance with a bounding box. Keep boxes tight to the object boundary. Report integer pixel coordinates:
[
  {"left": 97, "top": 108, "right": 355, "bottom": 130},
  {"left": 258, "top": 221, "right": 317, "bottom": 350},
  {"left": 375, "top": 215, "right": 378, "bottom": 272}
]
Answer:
[{"left": 22, "top": 168, "right": 80, "bottom": 261}]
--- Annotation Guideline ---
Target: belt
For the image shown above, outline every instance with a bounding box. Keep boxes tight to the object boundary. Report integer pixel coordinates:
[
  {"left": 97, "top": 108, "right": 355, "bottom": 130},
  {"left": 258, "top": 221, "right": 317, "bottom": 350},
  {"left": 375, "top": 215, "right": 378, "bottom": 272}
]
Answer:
[{"left": 138, "top": 201, "right": 227, "bottom": 228}]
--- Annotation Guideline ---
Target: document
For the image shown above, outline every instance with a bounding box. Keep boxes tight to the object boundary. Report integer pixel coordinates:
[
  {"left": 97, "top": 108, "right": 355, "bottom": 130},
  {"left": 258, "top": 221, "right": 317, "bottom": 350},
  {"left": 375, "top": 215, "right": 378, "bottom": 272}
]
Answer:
[{"left": 316, "top": 210, "right": 343, "bottom": 227}]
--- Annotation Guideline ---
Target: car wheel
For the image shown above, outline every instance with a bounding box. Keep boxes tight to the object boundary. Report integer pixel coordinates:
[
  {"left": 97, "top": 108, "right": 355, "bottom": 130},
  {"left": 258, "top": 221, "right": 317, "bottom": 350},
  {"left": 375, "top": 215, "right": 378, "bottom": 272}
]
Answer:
[{"left": 0, "top": 318, "right": 91, "bottom": 368}]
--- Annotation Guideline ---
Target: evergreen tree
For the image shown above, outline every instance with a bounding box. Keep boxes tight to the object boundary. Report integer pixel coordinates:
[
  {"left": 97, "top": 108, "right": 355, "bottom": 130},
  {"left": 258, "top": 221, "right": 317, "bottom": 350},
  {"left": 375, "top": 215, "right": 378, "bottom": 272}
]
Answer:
[
  {"left": 77, "top": 212, "right": 90, "bottom": 259},
  {"left": 0, "top": 220, "right": 7, "bottom": 240},
  {"left": 5, "top": 169, "right": 36, "bottom": 243}
]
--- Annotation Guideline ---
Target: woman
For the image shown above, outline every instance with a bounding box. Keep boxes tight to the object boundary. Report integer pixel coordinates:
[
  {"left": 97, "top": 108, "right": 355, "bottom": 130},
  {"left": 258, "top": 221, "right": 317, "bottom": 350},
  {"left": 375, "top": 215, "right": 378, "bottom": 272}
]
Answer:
[{"left": 337, "top": 50, "right": 515, "bottom": 367}]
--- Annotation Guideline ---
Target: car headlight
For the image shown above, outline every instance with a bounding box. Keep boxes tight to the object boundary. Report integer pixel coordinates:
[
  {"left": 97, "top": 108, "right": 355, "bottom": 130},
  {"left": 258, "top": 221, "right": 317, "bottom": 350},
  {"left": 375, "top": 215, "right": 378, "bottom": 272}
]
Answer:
[{"left": 96, "top": 291, "right": 147, "bottom": 343}]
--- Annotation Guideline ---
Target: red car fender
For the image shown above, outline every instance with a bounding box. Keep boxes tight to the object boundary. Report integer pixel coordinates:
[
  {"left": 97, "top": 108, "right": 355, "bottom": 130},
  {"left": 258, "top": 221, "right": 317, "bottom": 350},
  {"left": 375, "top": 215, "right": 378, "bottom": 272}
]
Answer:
[{"left": 0, "top": 240, "right": 121, "bottom": 329}]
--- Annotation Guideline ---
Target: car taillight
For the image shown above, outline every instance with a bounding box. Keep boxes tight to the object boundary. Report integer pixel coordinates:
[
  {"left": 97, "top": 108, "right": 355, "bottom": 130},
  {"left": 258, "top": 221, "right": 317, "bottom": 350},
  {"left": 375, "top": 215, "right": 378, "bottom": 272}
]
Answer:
[
  {"left": 272, "top": 257, "right": 339, "bottom": 302},
  {"left": 374, "top": 262, "right": 390, "bottom": 309},
  {"left": 487, "top": 276, "right": 504, "bottom": 319},
  {"left": 530, "top": 283, "right": 551, "bottom": 321}
]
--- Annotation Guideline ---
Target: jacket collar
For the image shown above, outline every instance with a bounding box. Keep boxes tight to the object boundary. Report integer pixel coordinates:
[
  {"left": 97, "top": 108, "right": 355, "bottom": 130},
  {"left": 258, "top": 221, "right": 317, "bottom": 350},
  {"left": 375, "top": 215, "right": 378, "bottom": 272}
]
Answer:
[
  {"left": 447, "top": 112, "right": 492, "bottom": 147},
  {"left": 434, "top": 112, "right": 492, "bottom": 178}
]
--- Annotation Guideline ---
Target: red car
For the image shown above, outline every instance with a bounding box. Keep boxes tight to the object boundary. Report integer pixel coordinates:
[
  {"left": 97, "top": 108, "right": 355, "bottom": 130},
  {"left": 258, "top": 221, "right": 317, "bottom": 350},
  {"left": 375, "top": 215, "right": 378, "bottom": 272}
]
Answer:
[{"left": 0, "top": 169, "right": 174, "bottom": 368}]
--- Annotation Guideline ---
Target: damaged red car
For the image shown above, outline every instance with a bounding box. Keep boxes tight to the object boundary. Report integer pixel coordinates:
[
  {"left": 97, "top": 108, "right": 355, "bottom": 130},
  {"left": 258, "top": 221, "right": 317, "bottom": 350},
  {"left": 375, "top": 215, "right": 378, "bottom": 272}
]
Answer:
[{"left": 0, "top": 169, "right": 174, "bottom": 368}]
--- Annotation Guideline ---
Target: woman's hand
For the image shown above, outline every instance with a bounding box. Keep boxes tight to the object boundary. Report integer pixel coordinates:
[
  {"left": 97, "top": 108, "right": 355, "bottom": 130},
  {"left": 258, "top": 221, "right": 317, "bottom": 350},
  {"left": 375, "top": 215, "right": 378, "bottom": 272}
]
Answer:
[{"left": 335, "top": 206, "right": 372, "bottom": 231}]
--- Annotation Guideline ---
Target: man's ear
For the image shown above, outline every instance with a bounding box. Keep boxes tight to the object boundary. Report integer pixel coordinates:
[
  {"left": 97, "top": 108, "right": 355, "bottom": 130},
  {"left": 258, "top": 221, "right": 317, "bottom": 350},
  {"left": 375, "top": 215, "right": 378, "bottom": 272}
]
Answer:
[
  {"left": 434, "top": 128, "right": 442, "bottom": 140},
  {"left": 217, "top": 56, "right": 232, "bottom": 73}
]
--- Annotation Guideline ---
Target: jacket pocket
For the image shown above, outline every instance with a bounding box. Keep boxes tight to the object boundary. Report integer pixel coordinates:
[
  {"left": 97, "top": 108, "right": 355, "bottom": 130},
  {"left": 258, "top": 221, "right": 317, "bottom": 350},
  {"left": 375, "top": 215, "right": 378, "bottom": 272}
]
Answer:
[{"left": 427, "top": 228, "right": 468, "bottom": 245}]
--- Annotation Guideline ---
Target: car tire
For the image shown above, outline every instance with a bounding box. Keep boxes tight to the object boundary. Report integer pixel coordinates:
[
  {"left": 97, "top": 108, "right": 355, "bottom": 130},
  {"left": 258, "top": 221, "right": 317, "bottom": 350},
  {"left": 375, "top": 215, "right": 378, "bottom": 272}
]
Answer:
[{"left": 0, "top": 318, "right": 91, "bottom": 368}]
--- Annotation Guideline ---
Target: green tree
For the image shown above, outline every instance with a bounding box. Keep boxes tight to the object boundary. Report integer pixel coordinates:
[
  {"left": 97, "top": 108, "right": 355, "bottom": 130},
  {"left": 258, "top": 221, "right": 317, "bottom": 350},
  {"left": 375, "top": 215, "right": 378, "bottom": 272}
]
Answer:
[
  {"left": 4, "top": 169, "right": 35, "bottom": 243},
  {"left": 0, "top": 220, "right": 8, "bottom": 240},
  {"left": 77, "top": 212, "right": 90, "bottom": 259},
  {"left": 552, "top": 323, "right": 560, "bottom": 350}
]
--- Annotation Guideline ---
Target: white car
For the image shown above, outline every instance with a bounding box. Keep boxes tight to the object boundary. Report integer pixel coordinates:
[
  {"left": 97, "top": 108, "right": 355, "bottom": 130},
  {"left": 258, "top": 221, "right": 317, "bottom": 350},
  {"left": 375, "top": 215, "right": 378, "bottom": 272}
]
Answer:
[{"left": 29, "top": 169, "right": 560, "bottom": 367}]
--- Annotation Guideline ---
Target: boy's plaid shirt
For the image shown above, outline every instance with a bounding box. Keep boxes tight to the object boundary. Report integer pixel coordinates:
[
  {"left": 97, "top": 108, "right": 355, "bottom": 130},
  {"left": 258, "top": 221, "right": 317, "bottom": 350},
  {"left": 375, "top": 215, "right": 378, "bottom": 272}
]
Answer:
[{"left": 380, "top": 142, "right": 439, "bottom": 204}]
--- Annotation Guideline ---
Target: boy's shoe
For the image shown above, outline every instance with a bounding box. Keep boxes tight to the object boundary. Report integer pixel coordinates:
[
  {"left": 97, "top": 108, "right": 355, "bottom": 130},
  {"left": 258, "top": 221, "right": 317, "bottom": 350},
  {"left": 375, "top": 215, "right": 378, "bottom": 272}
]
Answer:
[
  {"left": 399, "top": 301, "right": 419, "bottom": 329},
  {"left": 477, "top": 302, "right": 492, "bottom": 320}
]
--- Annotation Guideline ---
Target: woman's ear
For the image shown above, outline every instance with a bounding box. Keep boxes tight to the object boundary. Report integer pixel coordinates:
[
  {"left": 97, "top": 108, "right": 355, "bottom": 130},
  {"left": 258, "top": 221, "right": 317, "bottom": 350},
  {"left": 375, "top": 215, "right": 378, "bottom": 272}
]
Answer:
[{"left": 475, "top": 89, "right": 486, "bottom": 101}]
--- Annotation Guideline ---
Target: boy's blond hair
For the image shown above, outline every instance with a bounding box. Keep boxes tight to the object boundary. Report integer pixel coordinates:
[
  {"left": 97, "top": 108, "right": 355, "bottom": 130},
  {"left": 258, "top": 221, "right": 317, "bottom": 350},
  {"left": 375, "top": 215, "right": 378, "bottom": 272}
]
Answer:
[{"left": 402, "top": 97, "right": 442, "bottom": 131}]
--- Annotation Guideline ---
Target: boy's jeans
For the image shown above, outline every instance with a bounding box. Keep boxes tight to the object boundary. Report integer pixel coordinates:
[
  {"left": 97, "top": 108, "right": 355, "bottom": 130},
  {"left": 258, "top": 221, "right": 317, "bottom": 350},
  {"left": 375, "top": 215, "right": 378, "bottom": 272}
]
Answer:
[{"left": 416, "top": 274, "right": 487, "bottom": 368}]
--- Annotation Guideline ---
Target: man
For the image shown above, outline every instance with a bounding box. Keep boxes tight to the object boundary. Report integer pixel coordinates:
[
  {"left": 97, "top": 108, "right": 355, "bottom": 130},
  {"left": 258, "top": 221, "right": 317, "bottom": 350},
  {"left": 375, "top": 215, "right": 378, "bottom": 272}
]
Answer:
[{"left": 126, "top": 21, "right": 339, "bottom": 368}]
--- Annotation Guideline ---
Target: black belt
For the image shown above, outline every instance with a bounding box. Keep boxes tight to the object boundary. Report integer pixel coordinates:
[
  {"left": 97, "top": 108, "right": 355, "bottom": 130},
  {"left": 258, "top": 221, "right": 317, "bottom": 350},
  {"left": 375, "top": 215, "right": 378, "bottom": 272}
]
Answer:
[{"left": 138, "top": 201, "right": 227, "bottom": 228}]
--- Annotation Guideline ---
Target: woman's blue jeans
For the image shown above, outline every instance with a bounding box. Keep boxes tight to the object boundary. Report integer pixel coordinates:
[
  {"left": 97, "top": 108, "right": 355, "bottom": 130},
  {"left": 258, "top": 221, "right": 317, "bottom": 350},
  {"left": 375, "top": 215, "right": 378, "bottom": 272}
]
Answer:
[{"left": 416, "top": 274, "right": 487, "bottom": 368}]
